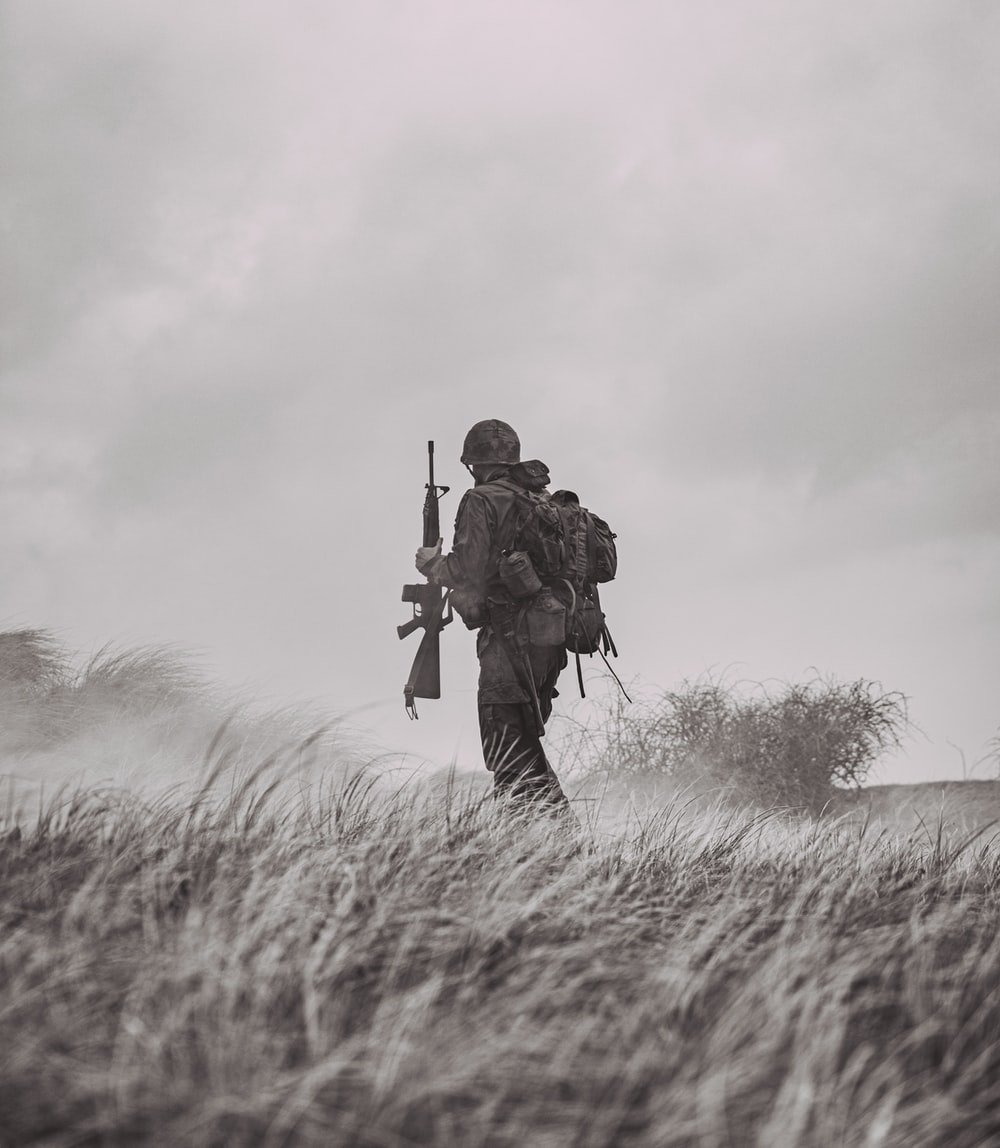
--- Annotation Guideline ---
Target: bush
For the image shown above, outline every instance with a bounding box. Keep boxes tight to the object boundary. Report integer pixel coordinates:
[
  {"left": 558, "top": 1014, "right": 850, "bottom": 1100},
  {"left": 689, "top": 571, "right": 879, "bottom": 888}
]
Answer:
[{"left": 556, "top": 675, "right": 909, "bottom": 807}]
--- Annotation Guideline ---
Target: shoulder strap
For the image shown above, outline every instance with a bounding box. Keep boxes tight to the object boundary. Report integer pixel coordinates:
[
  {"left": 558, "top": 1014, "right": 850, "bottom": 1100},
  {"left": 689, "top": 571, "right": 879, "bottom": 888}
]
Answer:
[{"left": 571, "top": 506, "right": 589, "bottom": 594}]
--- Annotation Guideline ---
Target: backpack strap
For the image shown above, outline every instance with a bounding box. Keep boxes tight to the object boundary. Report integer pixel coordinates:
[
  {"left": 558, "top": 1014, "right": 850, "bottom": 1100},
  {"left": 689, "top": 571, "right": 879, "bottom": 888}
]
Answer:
[
  {"left": 585, "top": 512, "right": 597, "bottom": 585},
  {"left": 597, "top": 643, "right": 632, "bottom": 703},
  {"left": 589, "top": 585, "right": 617, "bottom": 656},
  {"left": 571, "top": 505, "right": 589, "bottom": 596},
  {"left": 507, "top": 488, "right": 540, "bottom": 550},
  {"left": 575, "top": 648, "right": 586, "bottom": 699}
]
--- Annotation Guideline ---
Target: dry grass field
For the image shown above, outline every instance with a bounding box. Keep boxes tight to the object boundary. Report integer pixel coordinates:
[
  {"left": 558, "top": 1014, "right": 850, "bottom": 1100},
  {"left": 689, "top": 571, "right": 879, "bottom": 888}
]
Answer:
[{"left": 2, "top": 631, "right": 999, "bottom": 1147}]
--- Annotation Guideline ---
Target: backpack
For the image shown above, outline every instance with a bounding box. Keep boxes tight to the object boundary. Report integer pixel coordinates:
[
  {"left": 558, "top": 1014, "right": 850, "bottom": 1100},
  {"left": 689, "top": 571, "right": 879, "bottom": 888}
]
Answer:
[
  {"left": 509, "top": 486, "right": 618, "bottom": 661},
  {"left": 509, "top": 487, "right": 617, "bottom": 592}
]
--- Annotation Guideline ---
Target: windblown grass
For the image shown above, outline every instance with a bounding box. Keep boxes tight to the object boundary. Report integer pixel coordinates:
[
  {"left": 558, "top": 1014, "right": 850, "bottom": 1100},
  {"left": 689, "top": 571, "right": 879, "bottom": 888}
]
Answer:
[
  {"left": 0, "top": 628, "right": 366, "bottom": 815},
  {"left": 3, "top": 630, "right": 994, "bottom": 1145},
  {"left": 2, "top": 776, "right": 1000, "bottom": 1147}
]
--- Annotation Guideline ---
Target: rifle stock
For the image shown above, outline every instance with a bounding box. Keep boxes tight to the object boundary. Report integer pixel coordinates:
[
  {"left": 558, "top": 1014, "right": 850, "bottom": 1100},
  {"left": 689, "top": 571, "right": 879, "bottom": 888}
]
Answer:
[
  {"left": 399, "top": 441, "right": 452, "bottom": 718},
  {"left": 403, "top": 596, "right": 446, "bottom": 709}
]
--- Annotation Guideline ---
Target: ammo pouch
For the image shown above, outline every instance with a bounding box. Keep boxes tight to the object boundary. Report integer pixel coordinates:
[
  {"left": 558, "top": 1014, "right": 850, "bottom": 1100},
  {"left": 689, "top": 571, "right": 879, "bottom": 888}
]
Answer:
[
  {"left": 449, "top": 588, "right": 488, "bottom": 631},
  {"left": 524, "top": 587, "right": 567, "bottom": 647},
  {"left": 566, "top": 596, "right": 605, "bottom": 655}
]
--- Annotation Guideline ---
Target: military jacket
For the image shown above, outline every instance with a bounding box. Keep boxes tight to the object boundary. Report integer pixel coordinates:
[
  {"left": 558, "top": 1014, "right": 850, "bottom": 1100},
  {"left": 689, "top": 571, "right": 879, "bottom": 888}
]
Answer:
[
  {"left": 424, "top": 476, "right": 527, "bottom": 600},
  {"left": 424, "top": 475, "right": 568, "bottom": 706}
]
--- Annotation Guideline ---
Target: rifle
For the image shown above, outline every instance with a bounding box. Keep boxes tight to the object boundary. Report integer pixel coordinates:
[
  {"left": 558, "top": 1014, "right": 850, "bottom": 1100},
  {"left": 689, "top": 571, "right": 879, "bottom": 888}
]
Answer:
[{"left": 398, "top": 441, "right": 453, "bottom": 719}]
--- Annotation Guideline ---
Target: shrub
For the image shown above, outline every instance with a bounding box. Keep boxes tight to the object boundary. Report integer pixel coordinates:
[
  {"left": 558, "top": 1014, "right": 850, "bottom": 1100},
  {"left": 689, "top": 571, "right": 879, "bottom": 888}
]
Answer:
[{"left": 556, "top": 675, "right": 909, "bottom": 807}]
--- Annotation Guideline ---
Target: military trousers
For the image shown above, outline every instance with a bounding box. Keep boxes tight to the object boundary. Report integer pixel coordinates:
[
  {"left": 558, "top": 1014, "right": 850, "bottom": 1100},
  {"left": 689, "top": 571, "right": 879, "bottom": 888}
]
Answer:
[{"left": 476, "top": 615, "right": 569, "bottom": 810}]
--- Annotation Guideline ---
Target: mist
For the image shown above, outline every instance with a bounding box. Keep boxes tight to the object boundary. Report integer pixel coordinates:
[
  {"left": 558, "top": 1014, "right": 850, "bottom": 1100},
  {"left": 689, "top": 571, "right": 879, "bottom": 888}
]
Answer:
[{"left": 2, "top": 1, "right": 998, "bottom": 783}]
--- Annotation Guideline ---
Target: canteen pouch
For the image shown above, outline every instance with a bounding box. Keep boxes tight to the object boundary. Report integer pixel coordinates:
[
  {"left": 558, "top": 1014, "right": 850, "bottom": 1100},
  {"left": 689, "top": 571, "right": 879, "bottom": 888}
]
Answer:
[
  {"left": 498, "top": 550, "right": 543, "bottom": 599},
  {"left": 525, "top": 588, "right": 567, "bottom": 647}
]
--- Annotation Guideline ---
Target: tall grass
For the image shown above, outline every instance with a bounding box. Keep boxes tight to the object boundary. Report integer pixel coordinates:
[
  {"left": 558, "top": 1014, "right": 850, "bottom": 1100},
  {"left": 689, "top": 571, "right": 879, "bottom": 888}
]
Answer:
[
  {"left": 0, "top": 628, "right": 365, "bottom": 815},
  {"left": 3, "top": 776, "right": 1000, "bottom": 1147},
  {"left": 2, "top": 631, "right": 993, "bottom": 1146}
]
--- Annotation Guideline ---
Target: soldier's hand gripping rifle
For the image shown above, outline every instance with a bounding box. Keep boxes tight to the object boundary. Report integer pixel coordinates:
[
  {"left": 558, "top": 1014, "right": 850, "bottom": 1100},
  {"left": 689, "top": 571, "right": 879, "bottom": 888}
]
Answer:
[{"left": 398, "top": 441, "right": 453, "bottom": 719}]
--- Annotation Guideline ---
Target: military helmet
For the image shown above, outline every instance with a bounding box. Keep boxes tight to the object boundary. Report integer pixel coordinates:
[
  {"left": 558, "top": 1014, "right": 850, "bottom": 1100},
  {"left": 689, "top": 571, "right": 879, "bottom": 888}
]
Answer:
[{"left": 460, "top": 419, "right": 521, "bottom": 466}]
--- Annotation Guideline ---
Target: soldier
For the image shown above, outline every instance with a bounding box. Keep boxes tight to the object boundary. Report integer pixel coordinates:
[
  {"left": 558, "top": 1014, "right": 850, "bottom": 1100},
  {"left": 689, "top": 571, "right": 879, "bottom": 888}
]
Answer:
[{"left": 414, "top": 419, "right": 571, "bottom": 810}]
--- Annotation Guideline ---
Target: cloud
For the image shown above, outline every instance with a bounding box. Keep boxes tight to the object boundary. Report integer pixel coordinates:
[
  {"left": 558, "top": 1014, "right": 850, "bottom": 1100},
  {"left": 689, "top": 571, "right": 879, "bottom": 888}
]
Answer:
[{"left": 2, "top": 0, "right": 998, "bottom": 781}]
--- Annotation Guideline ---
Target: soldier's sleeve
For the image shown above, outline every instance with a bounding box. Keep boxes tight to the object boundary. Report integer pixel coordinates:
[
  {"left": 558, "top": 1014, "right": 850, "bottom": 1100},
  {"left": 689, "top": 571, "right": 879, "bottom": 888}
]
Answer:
[{"left": 424, "top": 490, "right": 494, "bottom": 590}]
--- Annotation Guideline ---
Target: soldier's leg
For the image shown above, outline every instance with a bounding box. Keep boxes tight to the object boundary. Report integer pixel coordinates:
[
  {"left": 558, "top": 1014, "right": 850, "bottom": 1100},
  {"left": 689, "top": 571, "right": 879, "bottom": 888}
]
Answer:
[
  {"left": 530, "top": 642, "right": 568, "bottom": 725},
  {"left": 478, "top": 700, "right": 568, "bottom": 806},
  {"left": 476, "top": 621, "right": 570, "bottom": 810},
  {"left": 529, "top": 642, "right": 572, "bottom": 809}
]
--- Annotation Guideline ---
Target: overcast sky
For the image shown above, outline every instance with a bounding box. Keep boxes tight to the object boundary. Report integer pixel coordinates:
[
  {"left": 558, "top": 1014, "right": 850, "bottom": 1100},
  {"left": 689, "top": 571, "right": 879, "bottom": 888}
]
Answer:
[{"left": 2, "top": 0, "right": 998, "bottom": 783}]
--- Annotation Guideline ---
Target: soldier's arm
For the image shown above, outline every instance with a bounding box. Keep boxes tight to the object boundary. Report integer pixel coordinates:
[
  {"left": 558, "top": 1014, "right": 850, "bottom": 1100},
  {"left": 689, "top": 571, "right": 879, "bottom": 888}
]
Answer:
[{"left": 419, "top": 490, "right": 494, "bottom": 590}]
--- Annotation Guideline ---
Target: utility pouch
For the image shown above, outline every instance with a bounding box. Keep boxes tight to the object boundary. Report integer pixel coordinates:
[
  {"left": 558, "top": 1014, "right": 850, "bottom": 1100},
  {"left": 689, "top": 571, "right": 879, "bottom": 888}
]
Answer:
[
  {"left": 566, "top": 597, "right": 605, "bottom": 655},
  {"left": 449, "top": 588, "right": 488, "bottom": 630},
  {"left": 498, "top": 550, "right": 543, "bottom": 599},
  {"left": 525, "top": 588, "right": 567, "bottom": 647}
]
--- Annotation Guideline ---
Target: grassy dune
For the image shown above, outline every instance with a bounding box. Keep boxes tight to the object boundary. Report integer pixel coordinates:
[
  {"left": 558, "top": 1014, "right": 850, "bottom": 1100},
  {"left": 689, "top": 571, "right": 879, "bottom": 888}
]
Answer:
[
  {"left": 4, "top": 782, "right": 1000, "bottom": 1146},
  {"left": 3, "top": 631, "right": 1000, "bottom": 1146}
]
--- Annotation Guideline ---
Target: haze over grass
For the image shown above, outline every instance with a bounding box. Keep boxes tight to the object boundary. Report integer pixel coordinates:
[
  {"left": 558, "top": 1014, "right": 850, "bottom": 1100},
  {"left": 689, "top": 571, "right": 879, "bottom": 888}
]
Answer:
[
  {"left": 0, "top": 628, "right": 370, "bottom": 819},
  {"left": 3, "top": 626, "right": 1000, "bottom": 1144}
]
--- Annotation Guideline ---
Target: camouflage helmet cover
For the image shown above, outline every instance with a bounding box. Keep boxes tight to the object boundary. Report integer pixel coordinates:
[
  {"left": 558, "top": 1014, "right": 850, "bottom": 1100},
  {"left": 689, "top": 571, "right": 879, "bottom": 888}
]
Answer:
[{"left": 460, "top": 419, "right": 521, "bottom": 466}]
